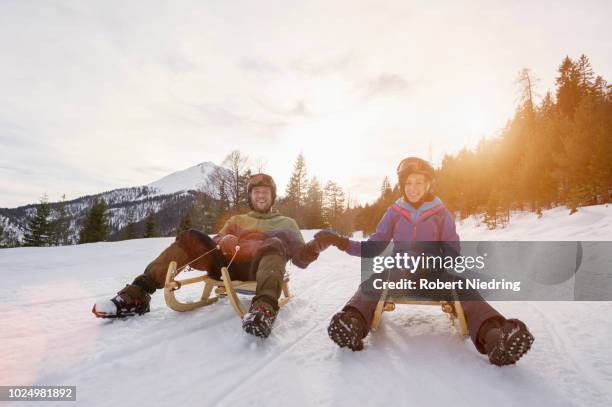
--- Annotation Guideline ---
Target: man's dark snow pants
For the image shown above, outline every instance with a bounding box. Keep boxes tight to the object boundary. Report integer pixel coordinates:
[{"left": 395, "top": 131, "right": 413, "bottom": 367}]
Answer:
[
  {"left": 130, "top": 229, "right": 287, "bottom": 310},
  {"left": 344, "top": 269, "right": 504, "bottom": 354}
]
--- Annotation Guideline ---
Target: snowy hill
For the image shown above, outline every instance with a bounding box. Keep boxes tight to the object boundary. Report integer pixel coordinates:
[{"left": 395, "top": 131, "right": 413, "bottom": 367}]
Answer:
[
  {"left": 1, "top": 205, "right": 612, "bottom": 407},
  {"left": 146, "top": 162, "right": 218, "bottom": 196},
  {"left": 0, "top": 162, "right": 226, "bottom": 245},
  {"left": 457, "top": 204, "right": 612, "bottom": 241}
]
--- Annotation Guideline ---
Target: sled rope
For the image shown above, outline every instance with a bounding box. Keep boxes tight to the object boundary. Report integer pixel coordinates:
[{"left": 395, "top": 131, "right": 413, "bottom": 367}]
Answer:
[
  {"left": 174, "top": 245, "right": 241, "bottom": 276},
  {"left": 225, "top": 246, "right": 240, "bottom": 269},
  {"left": 174, "top": 246, "right": 220, "bottom": 275}
]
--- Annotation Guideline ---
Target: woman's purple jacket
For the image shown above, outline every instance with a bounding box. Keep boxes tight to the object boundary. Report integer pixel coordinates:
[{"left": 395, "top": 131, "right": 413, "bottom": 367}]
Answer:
[{"left": 345, "top": 196, "right": 461, "bottom": 258}]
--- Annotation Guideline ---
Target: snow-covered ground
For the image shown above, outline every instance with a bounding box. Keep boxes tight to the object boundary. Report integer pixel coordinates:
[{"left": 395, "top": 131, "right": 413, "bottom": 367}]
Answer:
[{"left": 1, "top": 204, "right": 612, "bottom": 407}]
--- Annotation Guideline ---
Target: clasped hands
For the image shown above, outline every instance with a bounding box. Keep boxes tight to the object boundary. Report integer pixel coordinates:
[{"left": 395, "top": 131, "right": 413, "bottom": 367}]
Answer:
[{"left": 313, "top": 229, "right": 349, "bottom": 252}]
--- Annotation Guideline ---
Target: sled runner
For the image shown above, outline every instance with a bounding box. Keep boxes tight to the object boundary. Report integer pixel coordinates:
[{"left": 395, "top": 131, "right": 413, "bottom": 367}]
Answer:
[
  {"left": 371, "top": 289, "right": 469, "bottom": 337},
  {"left": 163, "top": 260, "right": 291, "bottom": 318}
]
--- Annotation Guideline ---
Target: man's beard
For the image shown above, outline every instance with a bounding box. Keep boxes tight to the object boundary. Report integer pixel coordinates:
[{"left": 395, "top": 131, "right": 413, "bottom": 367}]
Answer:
[{"left": 252, "top": 202, "right": 272, "bottom": 213}]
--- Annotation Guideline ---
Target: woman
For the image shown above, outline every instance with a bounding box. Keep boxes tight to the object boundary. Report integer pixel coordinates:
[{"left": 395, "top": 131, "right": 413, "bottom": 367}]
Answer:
[{"left": 315, "top": 157, "right": 534, "bottom": 366}]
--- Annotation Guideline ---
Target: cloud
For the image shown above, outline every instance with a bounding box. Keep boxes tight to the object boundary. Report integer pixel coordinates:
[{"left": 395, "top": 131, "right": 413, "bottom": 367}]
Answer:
[
  {"left": 236, "top": 58, "right": 281, "bottom": 76},
  {"left": 175, "top": 102, "right": 287, "bottom": 142},
  {"left": 159, "top": 53, "right": 198, "bottom": 74},
  {"left": 287, "top": 53, "right": 355, "bottom": 76},
  {"left": 131, "top": 165, "right": 173, "bottom": 175},
  {"left": 254, "top": 98, "right": 312, "bottom": 118},
  {"left": 291, "top": 100, "right": 310, "bottom": 116},
  {"left": 360, "top": 73, "right": 411, "bottom": 98},
  {"left": 0, "top": 135, "right": 29, "bottom": 149},
  {"left": 238, "top": 52, "right": 355, "bottom": 78}
]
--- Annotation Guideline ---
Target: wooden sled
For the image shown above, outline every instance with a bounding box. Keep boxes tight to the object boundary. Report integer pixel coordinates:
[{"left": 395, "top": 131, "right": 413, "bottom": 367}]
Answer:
[
  {"left": 164, "top": 261, "right": 291, "bottom": 318},
  {"left": 371, "top": 289, "right": 469, "bottom": 337}
]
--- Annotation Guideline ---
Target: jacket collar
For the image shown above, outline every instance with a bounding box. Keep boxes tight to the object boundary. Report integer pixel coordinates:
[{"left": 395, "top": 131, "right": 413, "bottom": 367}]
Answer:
[
  {"left": 395, "top": 196, "right": 443, "bottom": 220},
  {"left": 247, "top": 210, "right": 281, "bottom": 219}
]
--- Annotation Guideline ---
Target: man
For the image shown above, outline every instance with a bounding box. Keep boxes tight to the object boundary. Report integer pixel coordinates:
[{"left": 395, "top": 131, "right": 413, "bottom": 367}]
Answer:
[{"left": 93, "top": 173, "right": 327, "bottom": 338}]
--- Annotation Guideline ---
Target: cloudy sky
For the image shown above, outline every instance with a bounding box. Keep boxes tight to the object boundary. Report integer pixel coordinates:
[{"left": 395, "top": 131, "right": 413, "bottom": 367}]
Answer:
[{"left": 1, "top": 0, "right": 611, "bottom": 208}]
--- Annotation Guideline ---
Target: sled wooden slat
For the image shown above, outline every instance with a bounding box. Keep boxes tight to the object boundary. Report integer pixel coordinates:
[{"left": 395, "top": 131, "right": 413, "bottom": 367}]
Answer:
[
  {"left": 371, "top": 289, "right": 388, "bottom": 331},
  {"left": 221, "top": 266, "right": 247, "bottom": 317},
  {"left": 164, "top": 261, "right": 219, "bottom": 312},
  {"left": 165, "top": 274, "right": 209, "bottom": 289},
  {"left": 164, "top": 261, "right": 291, "bottom": 318},
  {"left": 371, "top": 289, "right": 469, "bottom": 337},
  {"left": 453, "top": 300, "right": 469, "bottom": 337}
]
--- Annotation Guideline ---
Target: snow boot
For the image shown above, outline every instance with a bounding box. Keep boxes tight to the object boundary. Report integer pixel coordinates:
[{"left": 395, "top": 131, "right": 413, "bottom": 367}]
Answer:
[
  {"left": 92, "top": 284, "right": 151, "bottom": 319},
  {"left": 242, "top": 300, "right": 278, "bottom": 338},
  {"left": 484, "top": 319, "right": 534, "bottom": 366},
  {"left": 328, "top": 308, "right": 367, "bottom": 351}
]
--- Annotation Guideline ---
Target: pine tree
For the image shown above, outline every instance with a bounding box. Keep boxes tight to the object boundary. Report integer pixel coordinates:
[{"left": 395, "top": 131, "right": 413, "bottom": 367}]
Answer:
[
  {"left": 285, "top": 153, "right": 308, "bottom": 219},
  {"left": 561, "top": 96, "right": 599, "bottom": 212},
  {"left": 323, "top": 181, "right": 346, "bottom": 229},
  {"left": 484, "top": 193, "right": 497, "bottom": 229},
  {"left": 303, "top": 177, "right": 325, "bottom": 228},
  {"left": 176, "top": 208, "right": 193, "bottom": 234},
  {"left": 238, "top": 168, "right": 252, "bottom": 210},
  {"left": 118, "top": 208, "right": 138, "bottom": 241},
  {"left": 119, "top": 209, "right": 137, "bottom": 241},
  {"left": 23, "top": 196, "right": 52, "bottom": 246},
  {"left": 50, "top": 194, "right": 70, "bottom": 246},
  {"left": 191, "top": 191, "right": 216, "bottom": 233},
  {"left": 218, "top": 182, "right": 230, "bottom": 213},
  {"left": 0, "top": 223, "right": 5, "bottom": 247},
  {"left": 556, "top": 56, "right": 581, "bottom": 118},
  {"left": 143, "top": 211, "right": 159, "bottom": 238},
  {"left": 590, "top": 122, "right": 612, "bottom": 201},
  {"left": 516, "top": 68, "right": 538, "bottom": 118},
  {"left": 592, "top": 76, "right": 608, "bottom": 102},
  {"left": 576, "top": 54, "right": 595, "bottom": 96},
  {"left": 78, "top": 200, "right": 109, "bottom": 244},
  {"left": 380, "top": 176, "right": 395, "bottom": 204},
  {"left": 119, "top": 222, "right": 138, "bottom": 240}
]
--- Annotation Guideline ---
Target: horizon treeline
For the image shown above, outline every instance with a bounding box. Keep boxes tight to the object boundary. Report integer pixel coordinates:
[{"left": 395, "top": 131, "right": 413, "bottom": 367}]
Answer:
[{"left": 436, "top": 54, "right": 612, "bottom": 225}]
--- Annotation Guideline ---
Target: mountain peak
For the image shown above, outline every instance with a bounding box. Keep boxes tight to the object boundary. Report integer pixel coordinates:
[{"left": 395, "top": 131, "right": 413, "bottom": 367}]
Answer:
[{"left": 146, "top": 161, "right": 219, "bottom": 195}]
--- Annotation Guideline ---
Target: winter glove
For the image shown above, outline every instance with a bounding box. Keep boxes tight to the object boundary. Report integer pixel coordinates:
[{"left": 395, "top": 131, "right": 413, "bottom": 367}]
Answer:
[
  {"left": 314, "top": 230, "right": 349, "bottom": 251},
  {"left": 302, "top": 239, "right": 321, "bottom": 262},
  {"left": 218, "top": 234, "right": 239, "bottom": 257}
]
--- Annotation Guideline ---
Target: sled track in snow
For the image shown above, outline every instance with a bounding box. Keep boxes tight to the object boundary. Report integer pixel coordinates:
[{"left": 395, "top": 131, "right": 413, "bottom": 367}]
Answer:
[
  {"left": 527, "top": 303, "right": 612, "bottom": 404},
  {"left": 209, "top": 315, "right": 330, "bottom": 407},
  {"left": 8, "top": 293, "right": 113, "bottom": 308},
  {"left": 206, "top": 265, "right": 347, "bottom": 406},
  {"left": 68, "top": 304, "right": 235, "bottom": 379}
]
